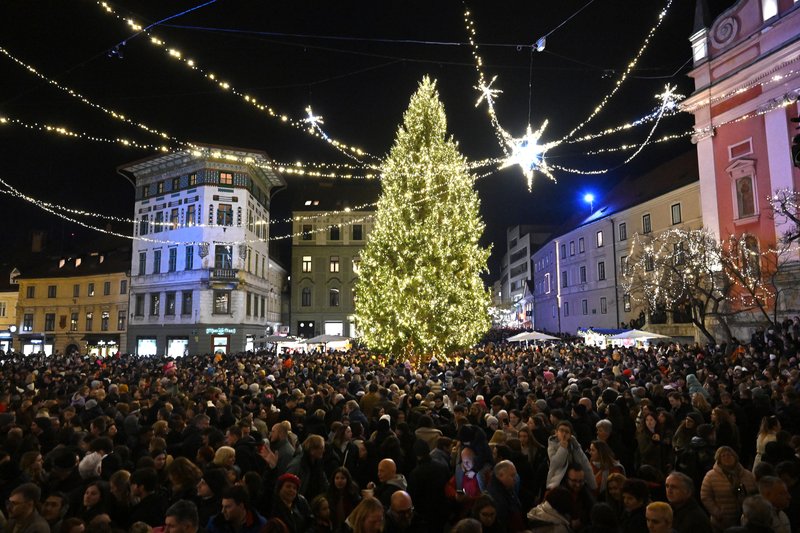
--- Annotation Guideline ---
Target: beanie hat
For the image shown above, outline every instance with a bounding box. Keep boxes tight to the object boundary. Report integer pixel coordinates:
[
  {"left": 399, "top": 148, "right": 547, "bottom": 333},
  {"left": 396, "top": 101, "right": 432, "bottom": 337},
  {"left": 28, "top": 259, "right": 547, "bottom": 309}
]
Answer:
[{"left": 277, "top": 473, "right": 301, "bottom": 490}]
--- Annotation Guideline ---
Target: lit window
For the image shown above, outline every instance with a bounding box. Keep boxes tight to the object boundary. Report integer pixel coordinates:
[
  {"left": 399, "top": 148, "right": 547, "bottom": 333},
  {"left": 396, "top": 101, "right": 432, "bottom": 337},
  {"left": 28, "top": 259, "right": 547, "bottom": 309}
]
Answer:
[
  {"left": 217, "top": 204, "right": 233, "bottom": 226},
  {"left": 302, "top": 256, "right": 312, "bottom": 273},
  {"left": 330, "top": 256, "right": 340, "bottom": 273},
  {"left": 213, "top": 290, "right": 230, "bottom": 314},
  {"left": 596, "top": 231, "right": 604, "bottom": 247},
  {"left": 219, "top": 172, "right": 233, "bottom": 185},
  {"left": 578, "top": 238, "right": 585, "bottom": 253}
]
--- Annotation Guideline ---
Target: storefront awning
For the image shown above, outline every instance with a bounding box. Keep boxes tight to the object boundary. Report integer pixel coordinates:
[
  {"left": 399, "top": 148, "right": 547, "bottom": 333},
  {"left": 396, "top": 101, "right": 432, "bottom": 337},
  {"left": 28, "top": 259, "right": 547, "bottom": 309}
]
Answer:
[{"left": 82, "top": 334, "right": 121, "bottom": 345}]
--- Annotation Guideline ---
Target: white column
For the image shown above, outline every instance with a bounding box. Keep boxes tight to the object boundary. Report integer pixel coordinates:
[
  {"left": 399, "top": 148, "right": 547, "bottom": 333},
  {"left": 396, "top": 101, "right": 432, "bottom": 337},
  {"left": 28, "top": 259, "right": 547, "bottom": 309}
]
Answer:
[
  {"left": 696, "top": 136, "right": 721, "bottom": 241},
  {"left": 765, "top": 107, "right": 795, "bottom": 241}
]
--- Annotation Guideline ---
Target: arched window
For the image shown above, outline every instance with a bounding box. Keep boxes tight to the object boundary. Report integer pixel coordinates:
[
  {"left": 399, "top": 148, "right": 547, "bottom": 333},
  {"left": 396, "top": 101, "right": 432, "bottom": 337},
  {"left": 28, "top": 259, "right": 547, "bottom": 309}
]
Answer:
[
  {"left": 301, "top": 287, "right": 311, "bottom": 307},
  {"left": 329, "top": 288, "right": 340, "bottom": 307}
]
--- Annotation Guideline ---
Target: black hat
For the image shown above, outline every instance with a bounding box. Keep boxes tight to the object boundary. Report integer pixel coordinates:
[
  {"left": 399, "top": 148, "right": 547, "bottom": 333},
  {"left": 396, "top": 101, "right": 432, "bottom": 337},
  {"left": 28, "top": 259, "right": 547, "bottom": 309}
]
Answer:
[{"left": 202, "top": 467, "right": 229, "bottom": 496}]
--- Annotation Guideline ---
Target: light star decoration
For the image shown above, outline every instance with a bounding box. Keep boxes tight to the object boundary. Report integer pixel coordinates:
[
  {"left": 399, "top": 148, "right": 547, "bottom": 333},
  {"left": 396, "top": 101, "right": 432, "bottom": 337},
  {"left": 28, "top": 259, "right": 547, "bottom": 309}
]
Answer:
[
  {"left": 302, "top": 106, "right": 325, "bottom": 136},
  {"left": 499, "top": 121, "right": 560, "bottom": 191}
]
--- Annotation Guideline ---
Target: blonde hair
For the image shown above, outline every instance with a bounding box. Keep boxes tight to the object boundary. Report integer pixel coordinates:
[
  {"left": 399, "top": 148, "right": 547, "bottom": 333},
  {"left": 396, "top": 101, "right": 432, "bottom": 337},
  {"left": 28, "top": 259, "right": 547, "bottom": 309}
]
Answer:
[
  {"left": 347, "top": 496, "right": 384, "bottom": 533},
  {"left": 213, "top": 446, "right": 236, "bottom": 467},
  {"left": 646, "top": 501, "right": 673, "bottom": 523}
]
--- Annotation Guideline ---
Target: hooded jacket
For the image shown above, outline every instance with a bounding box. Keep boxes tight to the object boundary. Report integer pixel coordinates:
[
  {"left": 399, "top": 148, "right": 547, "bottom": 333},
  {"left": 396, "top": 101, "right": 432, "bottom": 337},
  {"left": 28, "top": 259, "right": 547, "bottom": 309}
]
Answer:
[
  {"left": 546, "top": 435, "right": 597, "bottom": 491},
  {"left": 527, "top": 501, "right": 572, "bottom": 533},
  {"left": 374, "top": 474, "right": 407, "bottom": 508}
]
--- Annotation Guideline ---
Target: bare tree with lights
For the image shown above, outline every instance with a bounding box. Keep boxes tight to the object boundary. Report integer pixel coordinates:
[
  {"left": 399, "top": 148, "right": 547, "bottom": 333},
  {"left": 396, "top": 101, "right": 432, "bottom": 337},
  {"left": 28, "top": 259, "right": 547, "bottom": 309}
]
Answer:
[{"left": 354, "top": 77, "right": 491, "bottom": 363}]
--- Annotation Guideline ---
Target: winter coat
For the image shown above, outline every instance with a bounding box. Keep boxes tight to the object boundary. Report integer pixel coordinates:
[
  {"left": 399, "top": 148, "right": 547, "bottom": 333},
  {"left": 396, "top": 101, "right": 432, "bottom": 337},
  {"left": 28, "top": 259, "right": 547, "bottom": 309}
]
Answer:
[
  {"left": 546, "top": 435, "right": 597, "bottom": 491},
  {"left": 374, "top": 474, "right": 407, "bottom": 508},
  {"left": 414, "top": 427, "right": 443, "bottom": 450},
  {"left": 526, "top": 501, "right": 572, "bottom": 533},
  {"left": 700, "top": 463, "right": 757, "bottom": 532},
  {"left": 672, "top": 497, "right": 712, "bottom": 533}
]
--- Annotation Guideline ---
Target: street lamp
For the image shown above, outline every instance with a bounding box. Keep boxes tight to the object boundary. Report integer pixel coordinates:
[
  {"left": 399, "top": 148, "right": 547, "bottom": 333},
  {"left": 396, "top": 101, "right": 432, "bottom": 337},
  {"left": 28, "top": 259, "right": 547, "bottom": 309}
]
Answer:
[{"left": 583, "top": 193, "right": 595, "bottom": 213}]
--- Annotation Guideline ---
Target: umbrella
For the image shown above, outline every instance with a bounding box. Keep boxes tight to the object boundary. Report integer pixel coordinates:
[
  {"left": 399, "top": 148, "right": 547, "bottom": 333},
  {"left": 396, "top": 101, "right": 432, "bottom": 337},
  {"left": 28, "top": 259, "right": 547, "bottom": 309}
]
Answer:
[
  {"left": 507, "top": 331, "right": 559, "bottom": 342},
  {"left": 302, "top": 334, "right": 351, "bottom": 344},
  {"left": 261, "top": 335, "right": 297, "bottom": 343},
  {"left": 607, "top": 329, "right": 671, "bottom": 340}
]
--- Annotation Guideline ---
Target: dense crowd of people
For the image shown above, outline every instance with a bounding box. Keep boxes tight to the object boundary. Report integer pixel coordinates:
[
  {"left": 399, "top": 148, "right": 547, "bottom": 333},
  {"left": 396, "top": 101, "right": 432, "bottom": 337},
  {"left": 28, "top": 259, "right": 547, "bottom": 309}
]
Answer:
[{"left": 0, "top": 322, "right": 800, "bottom": 533}]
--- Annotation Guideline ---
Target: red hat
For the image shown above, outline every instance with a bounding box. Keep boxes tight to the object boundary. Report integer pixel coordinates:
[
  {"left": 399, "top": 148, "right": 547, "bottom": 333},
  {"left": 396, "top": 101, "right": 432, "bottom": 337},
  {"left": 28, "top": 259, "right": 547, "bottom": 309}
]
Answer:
[
  {"left": 622, "top": 369, "right": 633, "bottom": 377},
  {"left": 277, "top": 473, "right": 301, "bottom": 489}
]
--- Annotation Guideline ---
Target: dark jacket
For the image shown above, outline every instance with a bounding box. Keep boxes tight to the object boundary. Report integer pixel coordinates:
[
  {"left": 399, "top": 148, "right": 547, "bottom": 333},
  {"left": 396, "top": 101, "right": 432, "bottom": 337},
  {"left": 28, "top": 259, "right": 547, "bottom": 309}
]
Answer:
[
  {"left": 127, "top": 491, "right": 167, "bottom": 528},
  {"left": 486, "top": 476, "right": 526, "bottom": 533},
  {"left": 621, "top": 505, "right": 648, "bottom": 533},
  {"left": 270, "top": 496, "right": 311, "bottom": 533},
  {"left": 206, "top": 509, "right": 266, "bottom": 533},
  {"left": 672, "top": 497, "right": 712, "bottom": 533}
]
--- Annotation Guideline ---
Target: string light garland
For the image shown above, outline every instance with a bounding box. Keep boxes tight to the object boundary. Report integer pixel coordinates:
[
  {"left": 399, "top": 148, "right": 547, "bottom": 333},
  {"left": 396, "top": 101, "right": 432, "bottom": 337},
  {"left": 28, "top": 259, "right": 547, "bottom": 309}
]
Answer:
[
  {"left": 680, "top": 65, "right": 800, "bottom": 113},
  {"left": 0, "top": 46, "right": 192, "bottom": 150},
  {"left": 96, "top": 1, "right": 375, "bottom": 163},
  {"left": 581, "top": 130, "right": 693, "bottom": 155}
]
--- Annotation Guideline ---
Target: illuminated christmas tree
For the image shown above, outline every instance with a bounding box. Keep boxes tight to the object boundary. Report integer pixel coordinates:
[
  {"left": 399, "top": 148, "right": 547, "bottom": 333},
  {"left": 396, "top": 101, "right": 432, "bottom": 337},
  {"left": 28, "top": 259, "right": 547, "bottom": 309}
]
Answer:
[{"left": 355, "top": 77, "right": 491, "bottom": 362}]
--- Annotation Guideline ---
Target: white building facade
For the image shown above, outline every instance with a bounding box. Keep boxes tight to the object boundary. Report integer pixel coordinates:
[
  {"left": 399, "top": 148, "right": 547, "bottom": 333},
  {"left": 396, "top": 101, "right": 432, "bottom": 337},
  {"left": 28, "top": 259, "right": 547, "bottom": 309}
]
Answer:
[{"left": 120, "top": 146, "right": 287, "bottom": 356}]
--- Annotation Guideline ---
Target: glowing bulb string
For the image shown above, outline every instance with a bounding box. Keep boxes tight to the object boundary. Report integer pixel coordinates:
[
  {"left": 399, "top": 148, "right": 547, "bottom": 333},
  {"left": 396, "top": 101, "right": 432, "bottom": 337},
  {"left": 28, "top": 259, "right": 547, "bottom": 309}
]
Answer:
[
  {"left": 96, "top": 1, "right": 375, "bottom": 163},
  {"left": 680, "top": 65, "right": 800, "bottom": 113},
  {"left": 563, "top": 106, "right": 682, "bottom": 145},
  {"left": 0, "top": 45, "right": 194, "bottom": 150},
  {"left": 107, "top": 0, "right": 218, "bottom": 52},
  {"left": 560, "top": 0, "right": 674, "bottom": 141},
  {"left": 581, "top": 130, "right": 692, "bottom": 155},
  {"left": 0, "top": 168, "right": 497, "bottom": 245}
]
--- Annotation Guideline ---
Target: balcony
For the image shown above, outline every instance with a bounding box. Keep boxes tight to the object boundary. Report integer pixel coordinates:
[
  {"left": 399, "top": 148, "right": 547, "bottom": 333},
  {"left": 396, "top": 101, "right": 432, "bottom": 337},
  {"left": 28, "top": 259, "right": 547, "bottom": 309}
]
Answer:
[{"left": 210, "top": 268, "right": 238, "bottom": 281}]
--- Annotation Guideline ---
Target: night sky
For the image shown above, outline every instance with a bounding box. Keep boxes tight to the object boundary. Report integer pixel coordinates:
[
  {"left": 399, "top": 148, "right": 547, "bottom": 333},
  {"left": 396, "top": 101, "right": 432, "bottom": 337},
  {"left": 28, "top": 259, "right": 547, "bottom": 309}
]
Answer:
[{"left": 0, "top": 0, "right": 736, "bottom": 277}]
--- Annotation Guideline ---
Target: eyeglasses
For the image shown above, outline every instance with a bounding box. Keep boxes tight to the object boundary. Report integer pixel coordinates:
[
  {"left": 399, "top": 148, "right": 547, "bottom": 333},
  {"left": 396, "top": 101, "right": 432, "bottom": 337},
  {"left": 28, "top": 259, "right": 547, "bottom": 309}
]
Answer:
[{"left": 395, "top": 507, "right": 414, "bottom": 515}]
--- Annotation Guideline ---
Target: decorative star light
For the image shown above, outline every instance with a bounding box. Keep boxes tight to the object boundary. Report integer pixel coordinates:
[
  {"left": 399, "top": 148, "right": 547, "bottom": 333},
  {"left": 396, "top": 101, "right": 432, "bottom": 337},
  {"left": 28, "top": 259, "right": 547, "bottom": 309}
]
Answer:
[
  {"left": 655, "top": 84, "right": 684, "bottom": 111},
  {"left": 302, "top": 105, "right": 325, "bottom": 134},
  {"left": 499, "top": 121, "right": 560, "bottom": 191},
  {"left": 475, "top": 75, "right": 503, "bottom": 108}
]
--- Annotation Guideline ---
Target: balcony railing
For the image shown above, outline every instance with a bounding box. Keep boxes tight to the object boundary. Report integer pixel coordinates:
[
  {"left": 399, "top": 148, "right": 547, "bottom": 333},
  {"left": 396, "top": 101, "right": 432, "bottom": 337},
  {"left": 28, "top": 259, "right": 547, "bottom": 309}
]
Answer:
[{"left": 210, "top": 268, "right": 238, "bottom": 280}]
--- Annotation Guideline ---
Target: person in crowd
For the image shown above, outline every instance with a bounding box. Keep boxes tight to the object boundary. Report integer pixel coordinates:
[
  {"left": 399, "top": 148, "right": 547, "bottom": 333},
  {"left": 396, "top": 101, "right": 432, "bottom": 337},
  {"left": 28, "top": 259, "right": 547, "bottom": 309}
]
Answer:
[
  {"left": 308, "top": 494, "right": 335, "bottom": 533},
  {"left": 344, "top": 496, "right": 384, "bottom": 533},
  {"left": 753, "top": 415, "right": 780, "bottom": 471},
  {"left": 644, "top": 502, "right": 673, "bottom": 533},
  {"left": 326, "top": 466, "right": 361, "bottom": 531},
  {"left": 672, "top": 413, "right": 703, "bottom": 454},
  {"left": 406, "top": 439, "right": 449, "bottom": 532},
  {"left": 636, "top": 413, "right": 670, "bottom": 475},
  {"left": 664, "top": 471, "right": 711, "bottom": 533},
  {"left": 546, "top": 421, "right": 596, "bottom": 492},
  {"left": 470, "top": 494, "right": 502, "bottom": 533},
  {"left": 487, "top": 460, "right": 526, "bottom": 533},
  {"left": 526, "top": 486, "right": 572, "bottom": 533},
  {"left": 69, "top": 480, "right": 110, "bottom": 524},
  {"left": 367, "top": 459, "right": 407, "bottom": 508},
  {"left": 164, "top": 500, "right": 199, "bottom": 533},
  {"left": 41, "top": 492, "right": 69, "bottom": 533},
  {"left": 207, "top": 485, "right": 266, "bottom": 533},
  {"left": 601, "top": 472, "right": 627, "bottom": 515},
  {"left": 774, "top": 460, "right": 800, "bottom": 532},
  {"left": 711, "top": 408, "right": 740, "bottom": 455},
  {"left": 756, "top": 475, "right": 791, "bottom": 533},
  {"left": 583, "top": 502, "right": 620, "bottom": 533},
  {"left": 384, "top": 490, "right": 427, "bottom": 533},
  {"left": 128, "top": 467, "right": 167, "bottom": 528},
  {"left": 166, "top": 457, "right": 202, "bottom": 505},
  {"left": 5, "top": 483, "right": 50, "bottom": 533},
  {"left": 195, "top": 468, "right": 230, "bottom": 528},
  {"left": 561, "top": 463, "right": 595, "bottom": 532},
  {"left": 724, "top": 495, "right": 777, "bottom": 533},
  {"left": 621, "top": 478, "right": 650, "bottom": 533},
  {"left": 700, "top": 446, "right": 757, "bottom": 532},
  {"left": 286, "top": 434, "right": 329, "bottom": 501},
  {"left": 446, "top": 446, "right": 487, "bottom": 520},
  {"left": 270, "top": 473, "right": 312, "bottom": 533},
  {"left": 589, "top": 440, "right": 625, "bottom": 498}
]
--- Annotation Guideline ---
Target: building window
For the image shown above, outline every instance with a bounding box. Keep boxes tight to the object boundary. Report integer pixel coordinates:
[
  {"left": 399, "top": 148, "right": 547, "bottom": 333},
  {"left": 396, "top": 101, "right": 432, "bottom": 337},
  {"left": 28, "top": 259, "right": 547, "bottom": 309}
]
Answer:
[
  {"left": 352, "top": 224, "right": 363, "bottom": 240},
  {"left": 185, "top": 246, "right": 194, "bottom": 270},
  {"left": 157, "top": 181, "right": 165, "bottom": 194},
  {"left": 186, "top": 204, "right": 196, "bottom": 227},
  {"left": 215, "top": 245, "right": 233, "bottom": 269},
  {"left": 153, "top": 250, "right": 162, "bottom": 274},
  {"left": 302, "top": 287, "right": 312, "bottom": 307},
  {"left": 135, "top": 294, "right": 145, "bottom": 316},
  {"left": 582, "top": 299, "right": 588, "bottom": 315},
  {"left": 170, "top": 208, "right": 179, "bottom": 230},
  {"left": 302, "top": 256, "right": 312, "bottom": 273},
  {"left": 219, "top": 172, "right": 233, "bottom": 185},
  {"left": 578, "top": 237, "right": 585, "bottom": 253},
  {"left": 645, "top": 254, "right": 655, "bottom": 272},
  {"left": 544, "top": 272, "right": 551, "bottom": 293},
  {"left": 569, "top": 241, "right": 575, "bottom": 256},
  {"left": 70, "top": 312, "right": 78, "bottom": 332},
  {"left": 181, "top": 291, "right": 192, "bottom": 315},
  {"left": 671, "top": 203, "right": 682, "bottom": 225},
  {"left": 44, "top": 313, "right": 55, "bottom": 331},
  {"left": 600, "top": 297, "right": 608, "bottom": 314},
  {"left": 120, "top": 279, "right": 127, "bottom": 294},
  {"left": 22, "top": 313, "right": 33, "bottom": 332},
  {"left": 619, "top": 222, "right": 627, "bottom": 241},
  {"left": 596, "top": 230, "right": 604, "bottom": 247},
  {"left": 330, "top": 256, "right": 340, "bottom": 273},
  {"left": 598, "top": 261, "right": 606, "bottom": 281},
  {"left": 188, "top": 173, "right": 197, "bottom": 186},
  {"left": 561, "top": 271, "right": 568, "bottom": 287},
  {"left": 142, "top": 185, "right": 150, "bottom": 198},
  {"left": 0, "top": 302, "right": 5, "bottom": 317},
  {"left": 117, "top": 310, "right": 126, "bottom": 331},
  {"left": 154, "top": 211, "right": 164, "bottom": 233},
  {"left": 150, "top": 294, "right": 160, "bottom": 316},
  {"left": 329, "top": 226, "right": 341, "bottom": 241},
  {"left": 580, "top": 265, "right": 586, "bottom": 283},
  {"left": 26, "top": 286, "right": 35, "bottom": 299},
  {"left": 623, "top": 293, "right": 631, "bottom": 312},
  {"left": 139, "top": 215, "right": 149, "bottom": 236},
  {"left": 103, "top": 281, "right": 110, "bottom": 296},
  {"left": 73, "top": 284, "right": 80, "bottom": 297},
  {"left": 168, "top": 248, "right": 177, "bottom": 273},
  {"left": 352, "top": 258, "right": 361, "bottom": 274},
  {"left": 735, "top": 175, "right": 756, "bottom": 218},
  {"left": 101, "top": 311, "right": 109, "bottom": 331},
  {"left": 260, "top": 296, "right": 265, "bottom": 318},
  {"left": 217, "top": 204, "right": 233, "bottom": 226},
  {"left": 47, "top": 285, "right": 56, "bottom": 298},
  {"left": 138, "top": 251, "right": 146, "bottom": 276},
  {"left": 88, "top": 283, "right": 95, "bottom": 297},
  {"left": 86, "top": 312, "right": 94, "bottom": 331},
  {"left": 246, "top": 293, "right": 252, "bottom": 316},
  {"left": 213, "top": 290, "right": 230, "bottom": 314},
  {"left": 165, "top": 292, "right": 176, "bottom": 316},
  {"left": 302, "top": 224, "right": 313, "bottom": 240},
  {"left": 560, "top": 244, "right": 566, "bottom": 259},
  {"left": 642, "top": 214, "right": 652, "bottom": 234},
  {"left": 564, "top": 302, "right": 569, "bottom": 317},
  {"left": 171, "top": 177, "right": 180, "bottom": 191},
  {"left": 329, "top": 288, "right": 340, "bottom": 307}
]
